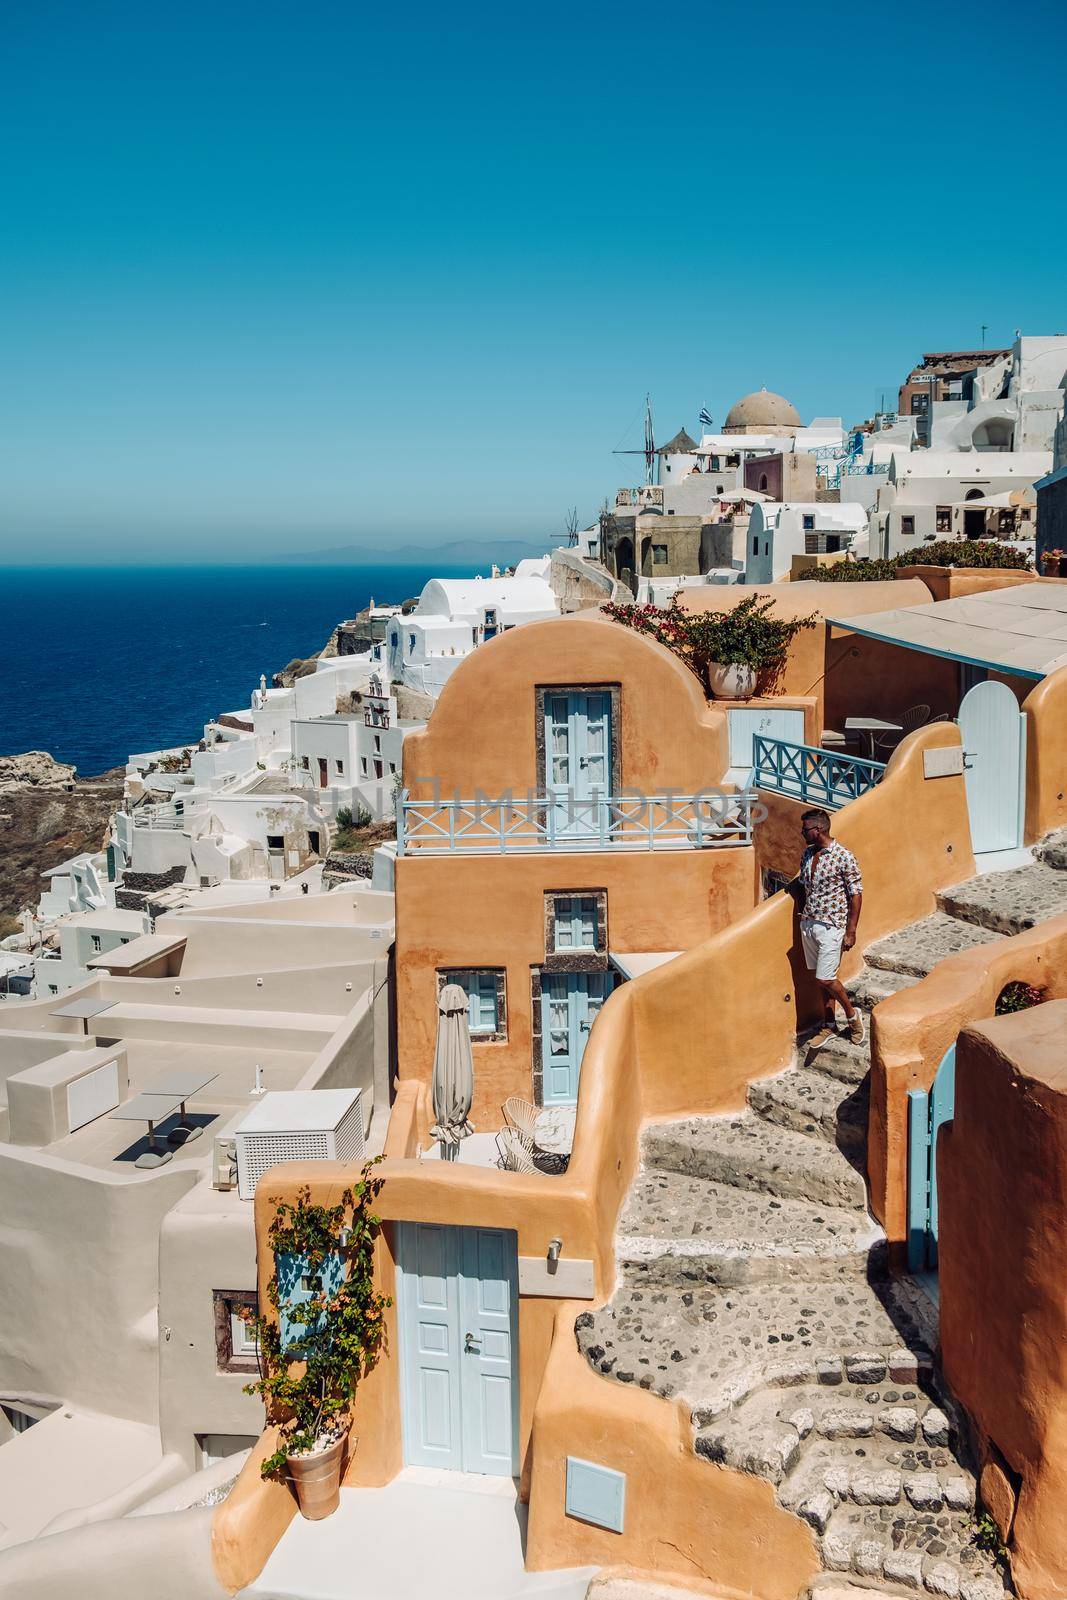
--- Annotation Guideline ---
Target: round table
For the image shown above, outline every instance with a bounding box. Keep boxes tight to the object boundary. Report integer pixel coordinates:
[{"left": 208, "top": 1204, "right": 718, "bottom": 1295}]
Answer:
[{"left": 533, "top": 1105, "right": 577, "bottom": 1158}]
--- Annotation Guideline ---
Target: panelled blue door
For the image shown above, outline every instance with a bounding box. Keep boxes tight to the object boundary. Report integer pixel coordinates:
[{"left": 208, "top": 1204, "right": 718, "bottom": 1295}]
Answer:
[
  {"left": 541, "top": 971, "right": 614, "bottom": 1104},
  {"left": 957, "top": 681, "right": 1026, "bottom": 854},
  {"left": 397, "top": 1223, "right": 519, "bottom": 1476},
  {"left": 906, "top": 1042, "right": 956, "bottom": 1271},
  {"left": 544, "top": 692, "right": 612, "bottom": 841}
]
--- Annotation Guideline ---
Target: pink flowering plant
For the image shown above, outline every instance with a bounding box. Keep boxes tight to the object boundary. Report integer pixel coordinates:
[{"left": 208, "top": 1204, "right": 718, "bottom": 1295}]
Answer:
[{"left": 602, "top": 594, "right": 813, "bottom": 690}]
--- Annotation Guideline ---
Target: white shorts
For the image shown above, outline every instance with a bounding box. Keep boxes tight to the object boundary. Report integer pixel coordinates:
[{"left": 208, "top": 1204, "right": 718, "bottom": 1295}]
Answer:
[{"left": 801, "top": 919, "right": 844, "bottom": 982}]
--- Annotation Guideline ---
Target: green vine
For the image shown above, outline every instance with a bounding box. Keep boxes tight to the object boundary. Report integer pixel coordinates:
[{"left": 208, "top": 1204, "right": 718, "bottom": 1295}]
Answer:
[{"left": 244, "top": 1164, "right": 392, "bottom": 1479}]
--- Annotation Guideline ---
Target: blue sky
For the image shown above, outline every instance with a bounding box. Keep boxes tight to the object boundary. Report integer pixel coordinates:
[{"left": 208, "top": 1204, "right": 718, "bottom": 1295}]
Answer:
[{"left": 1, "top": 0, "right": 1064, "bottom": 563}]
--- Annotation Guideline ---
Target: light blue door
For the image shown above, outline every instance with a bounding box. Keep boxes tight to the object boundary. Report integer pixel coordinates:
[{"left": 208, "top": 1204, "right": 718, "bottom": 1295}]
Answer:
[
  {"left": 541, "top": 971, "right": 614, "bottom": 1104},
  {"left": 397, "top": 1223, "right": 519, "bottom": 1476},
  {"left": 544, "top": 692, "right": 612, "bottom": 841},
  {"left": 957, "top": 680, "right": 1026, "bottom": 854},
  {"left": 727, "top": 706, "right": 806, "bottom": 770},
  {"left": 906, "top": 1041, "right": 956, "bottom": 1272}
]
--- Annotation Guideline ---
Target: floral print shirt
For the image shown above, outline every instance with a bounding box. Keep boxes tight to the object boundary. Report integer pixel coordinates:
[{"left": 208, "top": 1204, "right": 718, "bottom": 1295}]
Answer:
[{"left": 799, "top": 839, "right": 863, "bottom": 929}]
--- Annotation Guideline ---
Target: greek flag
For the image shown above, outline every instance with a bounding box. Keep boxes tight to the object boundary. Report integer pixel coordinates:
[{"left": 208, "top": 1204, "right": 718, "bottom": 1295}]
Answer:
[{"left": 698, "top": 407, "right": 713, "bottom": 427}]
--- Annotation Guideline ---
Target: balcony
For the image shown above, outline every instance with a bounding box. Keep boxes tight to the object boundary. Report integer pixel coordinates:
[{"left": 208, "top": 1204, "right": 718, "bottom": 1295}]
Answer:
[
  {"left": 396, "top": 789, "right": 756, "bottom": 855},
  {"left": 752, "top": 736, "right": 885, "bottom": 811}
]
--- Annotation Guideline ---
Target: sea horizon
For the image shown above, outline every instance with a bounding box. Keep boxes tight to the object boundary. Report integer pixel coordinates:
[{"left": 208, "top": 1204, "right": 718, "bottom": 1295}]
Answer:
[{"left": 0, "top": 562, "right": 484, "bottom": 775}]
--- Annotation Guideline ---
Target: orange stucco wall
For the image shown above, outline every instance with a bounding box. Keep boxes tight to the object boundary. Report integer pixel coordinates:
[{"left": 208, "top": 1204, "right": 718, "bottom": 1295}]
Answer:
[
  {"left": 402, "top": 610, "right": 729, "bottom": 803},
  {"left": 677, "top": 579, "right": 960, "bottom": 736},
  {"left": 1023, "top": 666, "right": 1067, "bottom": 842},
  {"left": 939, "top": 1004, "right": 1067, "bottom": 1600},
  {"left": 893, "top": 565, "right": 1049, "bottom": 601},
  {"left": 394, "top": 846, "right": 757, "bottom": 1121},
  {"left": 867, "top": 911, "right": 1067, "bottom": 1254}
]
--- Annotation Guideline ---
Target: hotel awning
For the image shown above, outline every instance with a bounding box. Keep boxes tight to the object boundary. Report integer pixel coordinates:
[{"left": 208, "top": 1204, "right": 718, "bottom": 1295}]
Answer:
[{"left": 826, "top": 582, "right": 1067, "bottom": 681}]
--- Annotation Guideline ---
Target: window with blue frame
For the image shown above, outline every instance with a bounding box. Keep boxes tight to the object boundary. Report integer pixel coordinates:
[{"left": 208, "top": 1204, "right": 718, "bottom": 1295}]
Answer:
[
  {"left": 554, "top": 896, "right": 598, "bottom": 952},
  {"left": 440, "top": 969, "right": 505, "bottom": 1037}
]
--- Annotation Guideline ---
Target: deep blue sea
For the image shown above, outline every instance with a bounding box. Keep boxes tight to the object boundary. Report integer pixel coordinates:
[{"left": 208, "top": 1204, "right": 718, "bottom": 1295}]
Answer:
[{"left": 0, "top": 565, "right": 474, "bottom": 775}]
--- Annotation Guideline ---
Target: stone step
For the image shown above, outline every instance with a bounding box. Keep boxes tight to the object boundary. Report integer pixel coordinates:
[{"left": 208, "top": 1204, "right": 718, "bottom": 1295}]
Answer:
[
  {"left": 819, "top": 1503, "right": 1007, "bottom": 1598},
  {"left": 779, "top": 1441, "right": 975, "bottom": 1520},
  {"left": 642, "top": 1112, "right": 870, "bottom": 1212},
  {"left": 577, "top": 1273, "right": 937, "bottom": 1426},
  {"left": 846, "top": 965, "right": 919, "bottom": 1011},
  {"left": 936, "top": 861, "right": 1067, "bottom": 936},
  {"left": 864, "top": 914, "right": 1004, "bottom": 980},
  {"left": 697, "top": 1376, "right": 951, "bottom": 1492},
  {"left": 748, "top": 1065, "right": 869, "bottom": 1150},
  {"left": 617, "top": 1168, "right": 885, "bottom": 1288},
  {"left": 804, "top": 1030, "right": 872, "bottom": 1086}
]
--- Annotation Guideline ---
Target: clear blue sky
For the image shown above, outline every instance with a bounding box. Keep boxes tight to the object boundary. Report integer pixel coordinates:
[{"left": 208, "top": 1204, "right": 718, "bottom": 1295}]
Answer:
[{"left": 1, "top": 0, "right": 1064, "bottom": 564}]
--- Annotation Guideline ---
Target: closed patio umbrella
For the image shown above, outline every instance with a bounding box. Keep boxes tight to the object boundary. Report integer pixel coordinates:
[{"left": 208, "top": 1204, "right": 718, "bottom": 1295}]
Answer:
[{"left": 430, "top": 983, "right": 475, "bottom": 1162}]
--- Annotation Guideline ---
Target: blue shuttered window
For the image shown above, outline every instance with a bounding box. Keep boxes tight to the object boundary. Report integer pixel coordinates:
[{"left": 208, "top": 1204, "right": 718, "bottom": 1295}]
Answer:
[
  {"left": 554, "top": 896, "right": 598, "bottom": 952},
  {"left": 450, "top": 970, "right": 501, "bottom": 1035}
]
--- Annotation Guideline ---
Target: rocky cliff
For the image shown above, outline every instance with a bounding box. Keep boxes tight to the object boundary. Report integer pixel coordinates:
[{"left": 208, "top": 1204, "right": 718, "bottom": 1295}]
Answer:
[{"left": 0, "top": 756, "right": 124, "bottom": 920}]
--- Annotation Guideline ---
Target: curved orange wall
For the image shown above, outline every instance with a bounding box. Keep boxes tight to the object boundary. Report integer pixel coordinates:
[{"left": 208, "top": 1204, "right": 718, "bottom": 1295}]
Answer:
[
  {"left": 1023, "top": 665, "right": 1067, "bottom": 842},
  {"left": 867, "top": 911, "right": 1067, "bottom": 1253},
  {"left": 939, "top": 1004, "right": 1067, "bottom": 1600},
  {"left": 402, "top": 611, "right": 729, "bottom": 801}
]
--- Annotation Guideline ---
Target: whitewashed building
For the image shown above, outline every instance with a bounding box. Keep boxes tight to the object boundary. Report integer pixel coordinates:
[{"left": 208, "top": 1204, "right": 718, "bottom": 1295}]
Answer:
[
  {"left": 382, "top": 566, "right": 558, "bottom": 698},
  {"left": 873, "top": 451, "right": 1049, "bottom": 558},
  {"left": 745, "top": 501, "right": 868, "bottom": 584}
]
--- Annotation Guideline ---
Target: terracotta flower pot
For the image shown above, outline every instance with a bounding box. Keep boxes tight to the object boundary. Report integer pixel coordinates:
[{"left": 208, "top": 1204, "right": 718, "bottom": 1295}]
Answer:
[
  {"left": 707, "top": 661, "right": 758, "bottom": 699},
  {"left": 287, "top": 1435, "right": 347, "bottom": 1520}
]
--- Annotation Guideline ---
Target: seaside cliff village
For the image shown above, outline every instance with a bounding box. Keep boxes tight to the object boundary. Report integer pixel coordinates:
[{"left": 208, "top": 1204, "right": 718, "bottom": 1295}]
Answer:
[{"left": 5, "top": 337, "right": 1067, "bottom": 1600}]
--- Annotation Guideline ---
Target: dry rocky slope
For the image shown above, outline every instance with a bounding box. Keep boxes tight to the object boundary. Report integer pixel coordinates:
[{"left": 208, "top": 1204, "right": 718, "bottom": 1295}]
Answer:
[
  {"left": 579, "top": 842, "right": 1067, "bottom": 1600},
  {"left": 0, "top": 753, "right": 123, "bottom": 920}
]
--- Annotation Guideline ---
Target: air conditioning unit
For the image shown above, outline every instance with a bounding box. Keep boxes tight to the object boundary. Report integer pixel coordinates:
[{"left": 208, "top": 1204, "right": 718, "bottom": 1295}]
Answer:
[{"left": 233, "top": 1089, "right": 365, "bottom": 1201}]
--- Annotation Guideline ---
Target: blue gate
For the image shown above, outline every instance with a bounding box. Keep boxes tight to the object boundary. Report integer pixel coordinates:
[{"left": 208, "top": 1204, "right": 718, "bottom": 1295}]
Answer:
[{"left": 906, "top": 1042, "right": 956, "bottom": 1271}]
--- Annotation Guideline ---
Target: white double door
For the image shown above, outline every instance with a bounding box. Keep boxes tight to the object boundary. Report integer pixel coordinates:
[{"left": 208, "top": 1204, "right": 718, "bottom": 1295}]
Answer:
[{"left": 397, "top": 1223, "right": 518, "bottom": 1477}]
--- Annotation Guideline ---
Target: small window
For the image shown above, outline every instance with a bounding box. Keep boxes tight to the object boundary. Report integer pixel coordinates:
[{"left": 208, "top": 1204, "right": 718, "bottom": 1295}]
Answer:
[
  {"left": 651, "top": 544, "right": 669, "bottom": 564},
  {"left": 360, "top": 756, "right": 369, "bottom": 776},
  {"left": 802, "top": 514, "right": 815, "bottom": 531},
  {"left": 48, "top": 985, "right": 58, "bottom": 995},
  {"left": 555, "top": 895, "right": 598, "bottom": 951},
  {"left": 90, "top": 934, "right": 102, "bottom": 953},
  {"left": 213, "top": 1290, "right": 259, "bottom": 1374},
  {"left": 752, "top": 534, "right": 759, "bottom": 555},
  {"left": 389, "top": 761, "right": 396, "bottom": 774},
  {"left": 408, "top": 633, "right": 417, "bottom": 655},
  {"left": 373, "top": 759, "right": 383, "bottom": 779},
  {"left": 935, "top": 506, "right": 952, "bottom": 533},
  {"left": 336, "top": 758, "right": 344, "bottom": 775},
  {"left": 267, "top": 834, "right": 284, "bottom": 851},
  {"left": 373, "top": 735, "right": 381, "bottom": 752},
  {"left": 301, "top": 755, "right": 310, "bottom": 770},
  {"left": 443, "top": 969, "right": 503, "bottom": 1037},
  {"left": 901, "top": 516, "right": 915, "bottom": 537}
]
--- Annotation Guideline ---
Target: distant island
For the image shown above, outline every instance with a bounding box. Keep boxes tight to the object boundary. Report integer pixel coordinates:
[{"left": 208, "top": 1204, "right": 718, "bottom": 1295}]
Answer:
[{"left": 279, "top": 536, "right": 557, "bottom": 567}]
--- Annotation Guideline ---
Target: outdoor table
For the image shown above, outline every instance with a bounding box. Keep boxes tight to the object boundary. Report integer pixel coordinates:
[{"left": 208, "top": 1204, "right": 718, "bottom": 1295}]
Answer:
[
  {"left": 143, "top": 1069, "right": 219, "bottom": 1144},
  {"left": 844, "top": 716, "right": 902, "bottom": 760},
  {"left": 49, "top": 996, "right": 119, "bottom": 1039},
  {"left": 533, "top": 1105, "right": 577, "bottom": 1159},
  {"left": 110, "top": 1092, "right": 185, "bottom": 1168}
]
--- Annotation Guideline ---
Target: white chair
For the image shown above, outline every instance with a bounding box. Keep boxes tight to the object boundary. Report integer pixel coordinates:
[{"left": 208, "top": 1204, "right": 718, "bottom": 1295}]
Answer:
[
  {"left": 495, "top": 1127, "right": 538, "bottom": 1174},
  {"left": 502, "top": 1096, "right": 539, "bottom": 1142}
]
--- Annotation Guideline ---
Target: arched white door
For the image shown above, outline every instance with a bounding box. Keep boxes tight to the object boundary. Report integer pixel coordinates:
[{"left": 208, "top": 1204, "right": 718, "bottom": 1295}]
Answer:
[{"left": 957, "top": 680, "right": 1026, "bottom": 853}]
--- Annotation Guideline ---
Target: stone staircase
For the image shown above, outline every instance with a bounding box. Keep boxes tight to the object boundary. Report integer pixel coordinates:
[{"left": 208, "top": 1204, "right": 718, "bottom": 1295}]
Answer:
[{"left": 577, "top": 844, "right": 1067, "bottom": 1600}]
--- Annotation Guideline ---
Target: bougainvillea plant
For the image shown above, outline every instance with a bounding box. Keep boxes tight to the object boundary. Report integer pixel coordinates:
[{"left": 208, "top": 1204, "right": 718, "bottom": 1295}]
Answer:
[
  {"left": 994, "top": 981, "right": 1047, "bottom": 1016},
  {"left": 244, "top": 1163, "right": 391, "bottom": 1479},
  {"left": 601, "top": 594, "right": 813, "bottom": 688}
]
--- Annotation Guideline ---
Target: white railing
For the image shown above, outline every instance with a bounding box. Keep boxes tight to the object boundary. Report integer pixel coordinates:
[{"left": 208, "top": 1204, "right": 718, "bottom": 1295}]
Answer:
[
  {"left": 396, "top": 789, "right": 756, "bottom": 855},
  {"left": 127, "top": 803, "right": 188, "bottom": 830}
]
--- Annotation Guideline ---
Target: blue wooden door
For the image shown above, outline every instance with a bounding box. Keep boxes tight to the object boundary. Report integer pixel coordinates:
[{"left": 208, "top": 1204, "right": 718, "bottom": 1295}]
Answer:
[
  {"left": 958, "top": 681, "right": 1026, "bottom": 853},
  {"left": 397, "top": 1223, "right": 518, "bottom": 1476},
  {"left": 544, "top": 692, "right": 612, "bottom": 841},
  {"left": 541, "top": 971, "right": 614, "bottom": 1104},
  {"left": 727, "top": 706, "right": 806, "bottom": 771},
  {"left": 906, "top": 1042, "right": 956, "bottom": 1272},
  {"left": 459, "top": 1229, "right": 519, "bottom": 1475}
]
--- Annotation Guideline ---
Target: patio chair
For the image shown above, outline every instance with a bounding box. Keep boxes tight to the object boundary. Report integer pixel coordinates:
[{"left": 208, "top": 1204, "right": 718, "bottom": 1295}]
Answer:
[
  {"left": 495, "top": 1127, "right": 538, "bottom": 1174},
  {"left": 874, "top": 703, "right": 930, "bottom": 754},
  {"left": 502, "top": 1096, "right": 539, "bottom": 1142}
]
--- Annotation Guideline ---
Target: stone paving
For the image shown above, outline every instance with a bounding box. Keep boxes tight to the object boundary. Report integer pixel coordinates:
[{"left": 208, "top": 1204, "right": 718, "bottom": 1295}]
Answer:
[{"left": 573, "top": 843, "right": 1067, "bottom": 1597}]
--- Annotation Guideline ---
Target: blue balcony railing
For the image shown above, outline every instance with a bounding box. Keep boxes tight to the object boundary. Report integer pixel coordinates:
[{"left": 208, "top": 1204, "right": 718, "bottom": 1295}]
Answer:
[
  {"left": 752, "top": 736, "right": 885, "bottom": 811},
  {"left": 396, "top": 790, "right": 755, "bottom": 855}
]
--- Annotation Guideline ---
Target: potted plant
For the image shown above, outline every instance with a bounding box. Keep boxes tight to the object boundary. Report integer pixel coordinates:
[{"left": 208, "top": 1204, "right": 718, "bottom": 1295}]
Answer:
[
  {"left": 687, "top": 594, "right": 814, "bottom": 698},
  {"left": 244, "top": 1165, "right": 391, "bottom": 1520}
]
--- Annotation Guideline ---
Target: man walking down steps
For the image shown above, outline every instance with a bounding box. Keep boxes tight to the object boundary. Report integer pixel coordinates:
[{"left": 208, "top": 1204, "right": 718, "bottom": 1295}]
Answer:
[{"left": 790, "top": 806, "right": 865, "bottom": 1049}]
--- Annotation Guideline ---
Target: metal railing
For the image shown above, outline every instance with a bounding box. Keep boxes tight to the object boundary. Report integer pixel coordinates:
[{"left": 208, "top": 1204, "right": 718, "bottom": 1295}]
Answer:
[
  {"left": 752, "top": 736, "right": 885, "bottom": 810},
  {"left": 127, "top": 803, "right": 188, "bottom": 830},
  {"left": 396, "top": 789, "right": 756, "bottom": 855}
]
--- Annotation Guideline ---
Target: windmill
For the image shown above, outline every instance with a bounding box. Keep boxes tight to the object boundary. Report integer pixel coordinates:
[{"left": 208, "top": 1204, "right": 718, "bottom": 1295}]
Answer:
[{"left": 612, "top": 394, "right": 658, "bottom": 486}]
